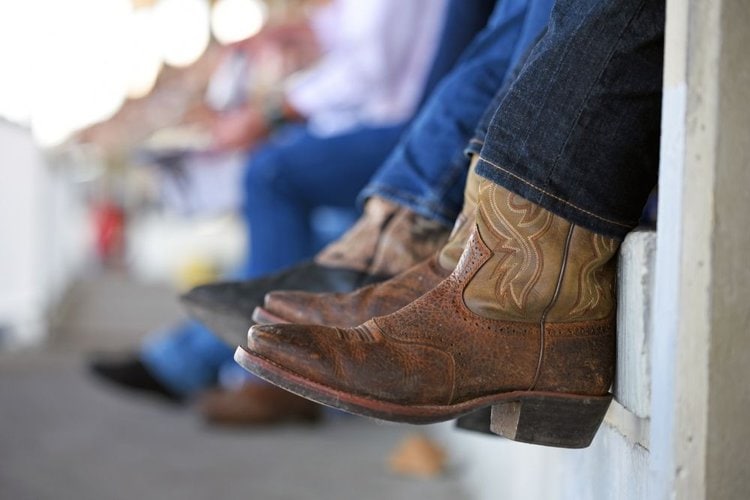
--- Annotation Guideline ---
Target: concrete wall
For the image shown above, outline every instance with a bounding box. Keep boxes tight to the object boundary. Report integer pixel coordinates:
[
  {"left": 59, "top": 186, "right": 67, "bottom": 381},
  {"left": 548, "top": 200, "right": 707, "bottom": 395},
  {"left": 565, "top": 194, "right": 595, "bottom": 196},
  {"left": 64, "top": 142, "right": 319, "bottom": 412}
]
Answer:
[
  {"left": 652, "top": 1, "right": 750, "bottom": 498},
  {"left": 703, "top": 0, "right": 750, "bottom": 497}
]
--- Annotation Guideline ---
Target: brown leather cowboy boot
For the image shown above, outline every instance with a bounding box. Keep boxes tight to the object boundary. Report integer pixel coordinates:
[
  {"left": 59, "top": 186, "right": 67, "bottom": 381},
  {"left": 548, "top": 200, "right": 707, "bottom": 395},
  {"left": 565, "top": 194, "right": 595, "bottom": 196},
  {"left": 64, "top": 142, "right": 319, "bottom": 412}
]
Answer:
[
  {"left": 253, "top": 159, "right": 482, "bottom": 327},
  {"left": 181, "top": 196, "right": 450, "bottom": 345},
  {"left": 315, "top": 197, "right": 451, "bottom": 278},
  {"left": 236, "top": 179, "right": 619, "bottom": 448}
]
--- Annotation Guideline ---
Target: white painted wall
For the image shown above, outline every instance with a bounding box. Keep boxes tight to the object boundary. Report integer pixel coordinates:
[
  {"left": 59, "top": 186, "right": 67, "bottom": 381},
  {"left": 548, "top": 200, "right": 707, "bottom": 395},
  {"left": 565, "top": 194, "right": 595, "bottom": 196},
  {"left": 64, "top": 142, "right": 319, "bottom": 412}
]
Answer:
[{"left": 0, "top": 121, "right": 89, "bottom": 347}]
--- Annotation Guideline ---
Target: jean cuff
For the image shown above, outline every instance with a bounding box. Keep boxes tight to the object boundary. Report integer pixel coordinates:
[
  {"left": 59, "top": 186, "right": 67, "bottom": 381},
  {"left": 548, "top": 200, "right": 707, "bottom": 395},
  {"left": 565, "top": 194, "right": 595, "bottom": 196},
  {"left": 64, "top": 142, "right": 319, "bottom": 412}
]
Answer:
[
  {"left": 475, "top": 156, "right": 636, "bottom": 239},
  {"left": 465, "top": 138, "right": 484, "bottom": 158}
]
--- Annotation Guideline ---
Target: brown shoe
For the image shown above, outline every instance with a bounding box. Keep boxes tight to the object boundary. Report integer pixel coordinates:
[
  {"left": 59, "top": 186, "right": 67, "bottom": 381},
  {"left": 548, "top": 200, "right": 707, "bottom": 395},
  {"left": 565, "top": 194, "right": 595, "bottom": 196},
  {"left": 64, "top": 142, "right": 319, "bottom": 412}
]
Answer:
[
  {"left": 254, "top": 162, "right": 483, "bottom": 327},
  {"left": 315, "top": 196, "right": 451, "bottom": 278},
  {"left": 236, "top": 179, "right": 619, "bottom": 448},
  {"left": 197, "top": 382, "right": 321, "bottom": 426}
]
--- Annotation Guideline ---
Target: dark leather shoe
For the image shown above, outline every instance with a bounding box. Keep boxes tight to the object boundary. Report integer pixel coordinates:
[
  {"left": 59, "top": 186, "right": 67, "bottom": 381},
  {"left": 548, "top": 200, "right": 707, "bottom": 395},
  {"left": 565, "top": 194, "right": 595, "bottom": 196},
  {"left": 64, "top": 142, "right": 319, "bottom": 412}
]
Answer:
[
  {"left": 197, "top": 382, "right": 321, "bottom": 426},
  {"left": 236, "top": 181, "right": 619, "bottom": 448},
  {"left": 181, "top": 261, "right": 387, "bottom": 345},
  {"left": 89, "top": 356, "right": 183, "bottom": 403}
]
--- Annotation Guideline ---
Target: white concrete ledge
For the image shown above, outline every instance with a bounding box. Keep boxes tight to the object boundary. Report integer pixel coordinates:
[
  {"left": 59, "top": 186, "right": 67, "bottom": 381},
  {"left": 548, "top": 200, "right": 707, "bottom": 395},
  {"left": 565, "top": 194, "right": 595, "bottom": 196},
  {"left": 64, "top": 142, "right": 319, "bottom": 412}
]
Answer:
[{"left": 615, "top": 229, "right": 656, "bottom": 419}]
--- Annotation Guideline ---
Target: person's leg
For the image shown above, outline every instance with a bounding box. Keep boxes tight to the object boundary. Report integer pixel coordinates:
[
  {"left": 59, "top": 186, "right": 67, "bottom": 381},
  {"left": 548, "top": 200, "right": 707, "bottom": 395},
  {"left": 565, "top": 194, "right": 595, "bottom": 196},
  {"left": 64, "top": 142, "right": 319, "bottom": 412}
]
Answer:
[
  {"left": 359, "top": 0, "right": 555, "bottom": 226},
  {"left": 256, "top": 155, "right": 482, "bottom": 327},
  {"left": 139, "top": 320, "right": 233, "bottom": 398},
  {"left": 476, "top": 0, "right": 663, "bottom": 236},
  {"left": 254, "top": 0, "right": 558, "bottom": 329},
  {"left": 136, "top": 124, "right": 407, "bottom": 396},
  {"left": 237, "top": 0, "right": 665, "bottom": 448},
  {"left": 89, "top": 318, "right": 234, "bottom": 401},
  {"left": 240, "top": 124, "right": 405, "bottom": 278},
  {"left": 179, "top": 1, "right": 500, "bottom": 342},
  {"left": 184, "top": 125, "right": 452, "bottom": 346},
  {"left": 417, "top": 0, "right": 499, "bottom": 104}
]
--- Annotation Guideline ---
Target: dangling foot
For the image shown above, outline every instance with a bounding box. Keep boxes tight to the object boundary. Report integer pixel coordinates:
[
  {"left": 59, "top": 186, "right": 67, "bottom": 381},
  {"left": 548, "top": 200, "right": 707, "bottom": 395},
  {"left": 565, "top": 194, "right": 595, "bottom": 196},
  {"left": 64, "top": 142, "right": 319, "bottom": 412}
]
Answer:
[{"left": 237, "top": 180, "right": 620, "bottom": 448}]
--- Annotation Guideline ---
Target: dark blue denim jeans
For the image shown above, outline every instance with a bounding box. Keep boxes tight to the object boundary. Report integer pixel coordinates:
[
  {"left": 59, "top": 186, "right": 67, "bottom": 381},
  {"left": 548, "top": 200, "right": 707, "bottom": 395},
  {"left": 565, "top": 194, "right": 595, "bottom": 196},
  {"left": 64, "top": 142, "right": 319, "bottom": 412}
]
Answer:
[
  {"left": 361, "top": 0, "right": 555, "bottom": 226},
  {"left": 477, "top": 0, "right": 664, "bottom": 239},
  {"left": 242, "top": 124, "right": 406, "bottom": 277}
]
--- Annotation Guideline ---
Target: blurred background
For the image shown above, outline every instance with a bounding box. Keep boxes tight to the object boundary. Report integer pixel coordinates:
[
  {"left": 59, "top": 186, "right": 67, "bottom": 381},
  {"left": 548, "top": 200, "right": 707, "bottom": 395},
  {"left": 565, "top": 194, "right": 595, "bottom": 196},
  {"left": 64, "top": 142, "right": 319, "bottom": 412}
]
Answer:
[{"left": 0, "top": 1, "right": 475, "bottom": 498}]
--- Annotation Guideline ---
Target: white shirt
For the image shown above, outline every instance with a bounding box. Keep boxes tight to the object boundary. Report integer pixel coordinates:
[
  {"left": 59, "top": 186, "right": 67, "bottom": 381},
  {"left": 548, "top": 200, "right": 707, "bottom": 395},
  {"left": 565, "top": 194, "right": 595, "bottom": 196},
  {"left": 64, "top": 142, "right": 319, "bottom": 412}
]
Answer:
[{"left": 286, "top": 0, "right": 448, "bottom": 137}]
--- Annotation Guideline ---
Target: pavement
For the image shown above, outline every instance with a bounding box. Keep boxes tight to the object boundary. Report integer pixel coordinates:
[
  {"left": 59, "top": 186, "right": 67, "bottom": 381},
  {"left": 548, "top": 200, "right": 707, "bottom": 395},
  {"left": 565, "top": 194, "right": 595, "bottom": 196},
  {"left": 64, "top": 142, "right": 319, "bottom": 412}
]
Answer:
[{"left": 0, "top": 273, "right": 469, "bottom": 500}]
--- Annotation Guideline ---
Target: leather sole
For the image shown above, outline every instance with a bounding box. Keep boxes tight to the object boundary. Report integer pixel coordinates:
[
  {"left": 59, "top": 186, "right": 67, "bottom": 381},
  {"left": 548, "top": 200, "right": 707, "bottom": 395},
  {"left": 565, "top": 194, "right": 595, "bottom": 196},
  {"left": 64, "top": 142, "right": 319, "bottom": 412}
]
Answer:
[{"left": 234, "top": 346, "right": 611, "bottom": 448}]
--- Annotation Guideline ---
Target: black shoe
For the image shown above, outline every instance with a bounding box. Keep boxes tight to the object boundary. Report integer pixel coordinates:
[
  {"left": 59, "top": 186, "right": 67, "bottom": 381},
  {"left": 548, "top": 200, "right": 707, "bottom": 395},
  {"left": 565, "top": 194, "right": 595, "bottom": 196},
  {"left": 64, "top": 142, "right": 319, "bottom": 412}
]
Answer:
[
  {"left": 181, "top": 260, "right": 388, "bottom": 345},
  {"left": 88, "top": 356, "right": 184, "bottom": 403}
]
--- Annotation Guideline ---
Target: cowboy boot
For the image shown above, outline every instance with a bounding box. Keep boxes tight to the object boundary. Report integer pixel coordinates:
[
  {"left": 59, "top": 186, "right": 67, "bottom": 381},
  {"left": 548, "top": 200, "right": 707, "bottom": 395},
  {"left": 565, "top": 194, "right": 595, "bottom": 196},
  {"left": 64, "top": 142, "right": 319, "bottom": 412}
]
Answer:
[
  {"left": 253, "top": 158, "right": 482, "bottom": 327},
  {"left": 254, "top": 159, "right": 496, "bottom": 436},
  {"left": 181, "top": 197, "right": 450, "bottom": 345},
  {"left": 237, "top": 179, "right": 619, "bottom": 448}
]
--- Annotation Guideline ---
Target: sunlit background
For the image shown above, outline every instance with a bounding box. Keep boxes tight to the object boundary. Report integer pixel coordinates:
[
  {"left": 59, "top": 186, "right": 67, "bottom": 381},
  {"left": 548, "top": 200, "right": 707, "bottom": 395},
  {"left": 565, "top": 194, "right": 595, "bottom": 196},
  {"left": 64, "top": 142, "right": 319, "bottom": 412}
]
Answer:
[
  {"left": 0, "top": 0, "right": 268, "bottom": 146},
  {"left": 0, "top": 0, "right": 285, "bottom": 349},
  {"left": 0, "top": 2, "right": 477, "bottom": 499}
]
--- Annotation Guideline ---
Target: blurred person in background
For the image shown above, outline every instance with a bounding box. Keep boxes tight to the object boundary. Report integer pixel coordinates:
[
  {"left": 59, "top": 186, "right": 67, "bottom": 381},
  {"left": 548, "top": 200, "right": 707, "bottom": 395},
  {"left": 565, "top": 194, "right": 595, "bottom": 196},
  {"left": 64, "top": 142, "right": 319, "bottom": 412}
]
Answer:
[{"left": 91, "top": 0, "right": 497, "bottom": 426}]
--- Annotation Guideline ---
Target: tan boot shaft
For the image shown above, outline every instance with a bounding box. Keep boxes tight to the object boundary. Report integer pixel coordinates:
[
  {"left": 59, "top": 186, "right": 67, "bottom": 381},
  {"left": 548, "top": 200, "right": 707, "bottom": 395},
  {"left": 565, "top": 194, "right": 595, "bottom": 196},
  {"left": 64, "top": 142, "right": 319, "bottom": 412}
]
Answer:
[{"left": 465, "top": 180, "right": 618, "bottom": 323}]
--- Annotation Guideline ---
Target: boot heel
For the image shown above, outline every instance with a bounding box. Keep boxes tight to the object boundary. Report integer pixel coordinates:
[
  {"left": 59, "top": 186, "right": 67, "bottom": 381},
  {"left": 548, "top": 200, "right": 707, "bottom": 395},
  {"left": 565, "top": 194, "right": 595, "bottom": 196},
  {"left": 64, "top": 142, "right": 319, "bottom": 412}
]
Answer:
[
  {"left": 490, "top": 392, "right": 612, "bottom": 448},
  {"left": 455, "top": 407, "right": 494, "bottom": 435}
]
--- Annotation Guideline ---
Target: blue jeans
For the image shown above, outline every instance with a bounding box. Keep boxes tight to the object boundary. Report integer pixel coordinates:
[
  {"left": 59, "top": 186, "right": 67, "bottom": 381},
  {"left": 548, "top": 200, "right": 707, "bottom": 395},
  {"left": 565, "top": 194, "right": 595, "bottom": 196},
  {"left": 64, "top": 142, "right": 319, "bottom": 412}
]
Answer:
[
  {"left": 360, "top": 0, "right": 555, "bottom": 226},
  {"left": 241, "top": 124, "right": 406, "bottom": 278},
  {"left": 477, "top": 0, "right": 664, "bottom": 239}
]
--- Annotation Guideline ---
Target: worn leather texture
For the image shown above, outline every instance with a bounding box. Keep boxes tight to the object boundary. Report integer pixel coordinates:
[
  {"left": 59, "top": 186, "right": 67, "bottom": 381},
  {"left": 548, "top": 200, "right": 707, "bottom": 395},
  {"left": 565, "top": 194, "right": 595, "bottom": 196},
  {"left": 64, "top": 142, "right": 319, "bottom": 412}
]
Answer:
[
  {"left": 246, "top": 181, "right": 619, "bottom": 412},
  {"left": 316, "top": 197, "right": 450, "bottom": 277},
  {"left": 315, "top": 197, "right": 401, "bottom": 272}
]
